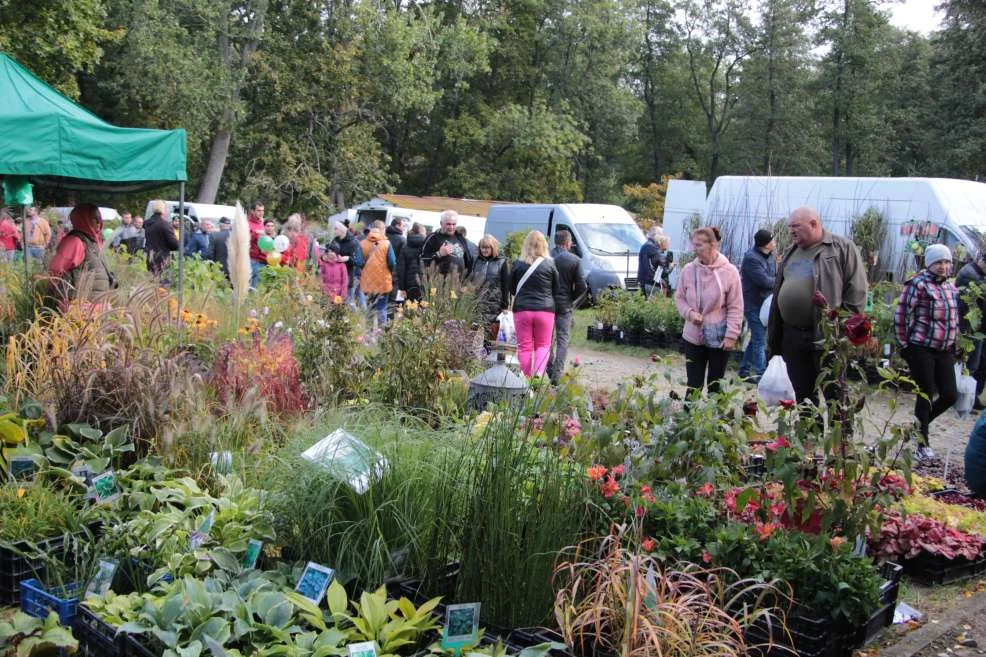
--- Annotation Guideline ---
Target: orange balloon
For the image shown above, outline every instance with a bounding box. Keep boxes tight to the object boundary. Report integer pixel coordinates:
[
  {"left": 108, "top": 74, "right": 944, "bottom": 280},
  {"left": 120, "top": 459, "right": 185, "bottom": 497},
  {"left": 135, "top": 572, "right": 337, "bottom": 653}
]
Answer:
[{"left": 267, "top": 252, "right": 282, "bottom": 266}]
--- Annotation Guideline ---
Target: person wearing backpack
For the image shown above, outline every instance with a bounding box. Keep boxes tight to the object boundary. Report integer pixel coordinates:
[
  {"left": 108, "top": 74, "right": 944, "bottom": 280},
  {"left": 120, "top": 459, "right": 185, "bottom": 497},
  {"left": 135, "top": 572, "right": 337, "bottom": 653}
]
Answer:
[{"left": 48, "top": 204, "right": 117, "bottom": 309}]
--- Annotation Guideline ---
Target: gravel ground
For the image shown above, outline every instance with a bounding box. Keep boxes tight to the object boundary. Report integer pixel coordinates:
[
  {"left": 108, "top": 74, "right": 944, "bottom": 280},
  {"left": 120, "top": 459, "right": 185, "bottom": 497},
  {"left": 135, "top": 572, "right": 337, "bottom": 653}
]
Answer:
[{"left": 568, "top": 345, "right": 977, "bottom": 487}]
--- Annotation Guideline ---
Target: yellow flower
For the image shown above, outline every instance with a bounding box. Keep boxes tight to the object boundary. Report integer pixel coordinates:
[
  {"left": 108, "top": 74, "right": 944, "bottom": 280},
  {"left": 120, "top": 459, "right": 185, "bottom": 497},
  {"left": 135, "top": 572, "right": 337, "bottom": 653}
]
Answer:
[
  {"left": 430, "top": 287, "right": 437, "bottom": 296},
  {"left": 420, "top": 301, "right": 430, "bottom": 309},
  {"left": 450, "top": 291, "right": 458, "bottom": 300},
  {"left": 333, "top": 295, "right": 343, "bottom": 305}
]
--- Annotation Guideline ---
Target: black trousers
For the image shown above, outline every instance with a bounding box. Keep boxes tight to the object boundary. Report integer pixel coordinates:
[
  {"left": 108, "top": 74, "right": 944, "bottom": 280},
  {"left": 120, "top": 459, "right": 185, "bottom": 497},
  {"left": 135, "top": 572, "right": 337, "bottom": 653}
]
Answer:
[
  {"left": 901, "top": 345, "right": 957, "bottom": 446},
  {"left": 781, "top": 325, "right": 824, "bottom": 405},
  {"left": 682, "top": 340, "right": 730, "bottom": 396}
]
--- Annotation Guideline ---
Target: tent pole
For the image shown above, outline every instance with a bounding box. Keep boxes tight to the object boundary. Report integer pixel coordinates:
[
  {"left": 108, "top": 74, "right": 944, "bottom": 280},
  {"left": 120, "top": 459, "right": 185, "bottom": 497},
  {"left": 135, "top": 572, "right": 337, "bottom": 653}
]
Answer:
[
  {"left": 177, "top": 183, "right": 185, "bottom": 311},
  {"left": 21, "top": 206, "right": 28, "bottom": 290}
]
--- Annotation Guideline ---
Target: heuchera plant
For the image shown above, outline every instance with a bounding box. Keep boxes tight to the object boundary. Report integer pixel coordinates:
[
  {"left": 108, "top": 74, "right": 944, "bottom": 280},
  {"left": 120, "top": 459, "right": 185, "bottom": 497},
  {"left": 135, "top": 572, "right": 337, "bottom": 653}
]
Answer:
[{"left": 869, "top": 510, "right": 985, "bottom": 561}]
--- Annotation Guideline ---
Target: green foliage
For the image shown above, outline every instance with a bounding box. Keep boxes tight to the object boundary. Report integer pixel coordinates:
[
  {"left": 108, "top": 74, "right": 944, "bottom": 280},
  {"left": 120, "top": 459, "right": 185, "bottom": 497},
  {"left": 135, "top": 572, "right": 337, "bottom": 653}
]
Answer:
[
  {"left": 295, "top": 302, "right": 370, "bottom": 404},
  {"left": 0, "top": 611, "right": 78, "bottom": 657},
  {"left": 0, "top": 479, "right": 90, "bottom": 543}
]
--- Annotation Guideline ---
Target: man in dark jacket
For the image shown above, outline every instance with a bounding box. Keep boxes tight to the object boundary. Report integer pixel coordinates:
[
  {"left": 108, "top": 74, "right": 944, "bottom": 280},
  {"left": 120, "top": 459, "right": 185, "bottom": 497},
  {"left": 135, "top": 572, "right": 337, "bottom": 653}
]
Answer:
[
  {"left": 956, "top": 250, "right": 986, "bottom": 410},
  {"left": 638, "top": 226, "right": 672, "bottom": 296},
  {"left": 210, "top": 217, "right": 232, "bottom": 278},
  {"left": 396, "top": 223, "right": 427, "bottom": 301},
  {"left": 144, "top": 200, "right": 180, "bottom": 276},
  {"left": 421, "top": 210, "right": 472, "bottom": 275},
  {"left": 739, "top": 229, "right": 777, "bottom": 383},
  {"left": 386, "top": 217, "right": 406, "bottom": 259},
  {"left": 548, "top": 230, "right": 588, "bottom": 384}
]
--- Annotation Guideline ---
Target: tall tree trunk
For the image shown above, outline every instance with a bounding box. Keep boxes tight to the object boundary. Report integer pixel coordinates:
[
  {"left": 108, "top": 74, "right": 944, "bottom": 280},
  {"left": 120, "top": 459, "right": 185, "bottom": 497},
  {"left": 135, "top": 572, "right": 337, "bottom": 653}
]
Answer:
[
  {"left": 763, "top": 3, "right": 778, "bottom": 173},
  {"left": 198, "top": 102, "right": 236, "bottom": 203}
]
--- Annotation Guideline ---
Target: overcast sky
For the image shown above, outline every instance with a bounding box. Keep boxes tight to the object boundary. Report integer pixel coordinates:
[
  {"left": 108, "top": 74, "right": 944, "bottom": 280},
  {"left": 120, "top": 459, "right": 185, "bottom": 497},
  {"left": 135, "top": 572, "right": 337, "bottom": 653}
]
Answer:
[{"left": 888, "top": 0, "right": 943, "bottom": 34}]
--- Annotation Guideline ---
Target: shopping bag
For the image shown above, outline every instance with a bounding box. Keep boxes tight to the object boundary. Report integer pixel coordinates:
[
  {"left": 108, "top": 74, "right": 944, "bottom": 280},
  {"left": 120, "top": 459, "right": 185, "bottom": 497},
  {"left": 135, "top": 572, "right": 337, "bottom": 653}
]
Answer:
[
  {"left": 759, "top": 294, "right": 772, "bottom": 329},
  {"left": 496, "top": 310, "right": 516, "bottom": 346},
  {"left": 954, "top": 363, "right": 976, "bottom": 418},
  {"left": 758, "top": 355, "right": 797, "bottom": 406}
]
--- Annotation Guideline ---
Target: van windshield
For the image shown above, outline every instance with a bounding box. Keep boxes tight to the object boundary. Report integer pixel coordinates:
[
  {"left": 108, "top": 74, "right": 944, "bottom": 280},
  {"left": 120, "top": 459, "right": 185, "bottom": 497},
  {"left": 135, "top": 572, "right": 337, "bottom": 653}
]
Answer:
[{"left": 577, "top": 223, "right": 646, "bottom": 255}]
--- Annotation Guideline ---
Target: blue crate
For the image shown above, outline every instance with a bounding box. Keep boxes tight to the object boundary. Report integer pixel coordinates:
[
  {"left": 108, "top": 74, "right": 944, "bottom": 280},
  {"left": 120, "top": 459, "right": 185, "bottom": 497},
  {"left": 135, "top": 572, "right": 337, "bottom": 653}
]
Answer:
[{"left": 20, "top": 578, "right": 81, "bottom": 627}]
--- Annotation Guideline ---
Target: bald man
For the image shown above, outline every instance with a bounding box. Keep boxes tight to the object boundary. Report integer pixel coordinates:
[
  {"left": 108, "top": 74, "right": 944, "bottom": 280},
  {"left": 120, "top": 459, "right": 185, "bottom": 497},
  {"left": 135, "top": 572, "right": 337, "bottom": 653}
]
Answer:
[{"left": 767, "top": 207, "right": 867, "bottom": 406}]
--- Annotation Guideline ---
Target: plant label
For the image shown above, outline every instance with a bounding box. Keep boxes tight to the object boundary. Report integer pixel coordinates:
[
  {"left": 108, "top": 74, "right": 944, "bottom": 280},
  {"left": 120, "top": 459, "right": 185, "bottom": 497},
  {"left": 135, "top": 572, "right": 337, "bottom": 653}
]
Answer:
[
  {"left": 9, "top": 455, "right": 36, "bottom": 484},
  {"left": 347, "top": 641, "right": 377, "bottom": 657},
  {"left": 199, "top": 509, "right": 216, "bottom": 534},
  {"left": 295, "top": 562, "right": 335, "bottom": 605},
  {"left": 442, "top": 602, "right": 480, "bottom": 648},
  {"left": 301, "top": 429, "right": 389, "bottom": 494},
  {"left": 72, "top": 463, "right": 96, "bottom": 499},
  {"left": 210, "top": 451, "right": 233, "bottom": 474},
  {"left": 91, "top": 470, "right": 120, "bottom": 505},
  {"left": 85, "top": 558, "right": 119, "bottom": 599},
  {"left": 243, "top": 539, "right": 263, "bottom": 570}
]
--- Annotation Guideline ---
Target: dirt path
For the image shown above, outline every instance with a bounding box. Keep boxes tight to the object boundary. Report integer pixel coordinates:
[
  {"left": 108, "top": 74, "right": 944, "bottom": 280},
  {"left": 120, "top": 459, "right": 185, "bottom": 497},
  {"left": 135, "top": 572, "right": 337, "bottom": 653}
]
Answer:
[{"left": 569, "top": 345, "right": 977, "bottom": 474}]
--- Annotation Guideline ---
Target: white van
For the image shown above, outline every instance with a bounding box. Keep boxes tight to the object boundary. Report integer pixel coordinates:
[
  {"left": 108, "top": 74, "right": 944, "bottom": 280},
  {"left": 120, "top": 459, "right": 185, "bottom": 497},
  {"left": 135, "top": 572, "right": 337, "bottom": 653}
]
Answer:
[
  {"left": 355, "top": 205, "right": 486, "bottom": 239},
  {"left": 144, "top": 201, "right": 237, "bottom": 225},
  {"left": 663, "top": 176, "right": 986, "bottom": 281},
  {"left": 485, "top": 203, "right": 645, "bottom": 300}
]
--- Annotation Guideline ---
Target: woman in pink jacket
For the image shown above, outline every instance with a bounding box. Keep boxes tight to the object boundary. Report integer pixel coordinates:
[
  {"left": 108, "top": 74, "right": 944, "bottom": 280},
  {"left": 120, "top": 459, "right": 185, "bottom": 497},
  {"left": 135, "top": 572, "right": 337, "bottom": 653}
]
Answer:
[
  {"left": 319, "top": 242, "right": 349, "bottom": 300},
  {"left": 674, "top": 226, "right": 744, "bottom": 396}
]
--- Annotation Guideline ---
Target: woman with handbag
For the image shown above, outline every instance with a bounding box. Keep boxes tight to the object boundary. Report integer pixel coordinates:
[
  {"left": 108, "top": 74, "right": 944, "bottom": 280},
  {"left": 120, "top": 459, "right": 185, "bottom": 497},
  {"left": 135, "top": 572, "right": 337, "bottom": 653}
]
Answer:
[
  {"left": 674, "top": 226, "right": 744, "bottom": 396},
  {"left": 510, "top": 231, "right": 561, "bottom": 378}
]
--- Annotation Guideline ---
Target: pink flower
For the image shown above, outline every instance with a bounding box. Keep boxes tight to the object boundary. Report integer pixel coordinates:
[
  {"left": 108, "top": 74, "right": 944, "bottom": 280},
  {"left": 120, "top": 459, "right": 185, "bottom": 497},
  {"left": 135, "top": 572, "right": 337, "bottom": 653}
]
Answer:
[
  {"left": 697, "top": 482, "right": 715, "bottom": 497},
  {"left": 573, "top": 356, "right": 582, "bottom": 367},
  {"left": 635, "top": 505, "right": 645, "bottom": 518},
  {"left": 778, "top": 399, "right": 796, "bottom": 410},
  {"left": 642, "top": 537, "right": 656, "bottom": 552},
  {"left": 640, "top": 485, "right": 652, "bottom": 495},
  {"left": 611, "top": 464, "right": 625, "bottom": 477},
  {"left": 766, "top": 436, "right": 791, "bottom": 452},
  {"left": 769, "top": 500, "right": 786, "bottom": 519},
  {"left": 702, "top": 550, "right": 713, "bottom": 564}
]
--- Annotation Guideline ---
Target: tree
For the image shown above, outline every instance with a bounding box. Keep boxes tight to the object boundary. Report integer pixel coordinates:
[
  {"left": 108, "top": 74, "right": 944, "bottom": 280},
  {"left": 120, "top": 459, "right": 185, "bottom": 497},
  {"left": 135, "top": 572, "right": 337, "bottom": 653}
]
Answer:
[{"left": 679, "top": 0, "right": 759, "bottom": 182}]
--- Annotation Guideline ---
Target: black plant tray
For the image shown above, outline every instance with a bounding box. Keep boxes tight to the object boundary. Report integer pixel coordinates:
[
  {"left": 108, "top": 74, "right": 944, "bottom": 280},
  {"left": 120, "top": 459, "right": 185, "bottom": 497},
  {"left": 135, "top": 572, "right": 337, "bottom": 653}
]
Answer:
[
  {"left": 0, "top": 534, "right": 67, "bottom": 605},
  {"left": 122, "top": 633, "right": 158, "bottom": 657},
  {"left": 76, "top": 606, "right": 124, "bottom": 657},
  {"left": 505, "top": 627, "right": 574, "bottom": 657},
  {"left": 902, "top": 550, "right": 986, "bottom": 585}
]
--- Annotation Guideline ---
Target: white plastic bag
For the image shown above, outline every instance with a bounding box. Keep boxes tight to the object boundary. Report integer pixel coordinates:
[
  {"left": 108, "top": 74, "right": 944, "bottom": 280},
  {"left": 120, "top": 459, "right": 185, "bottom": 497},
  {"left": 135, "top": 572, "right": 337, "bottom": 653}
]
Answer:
[
  {"left": 954, "top": 363, "right": 976, "bottom": 418},
  {"left": 758, "top": 355, "right": 797, "bottom": 406},
  {"left": 759, "top": 294, "right": 772, "bottom": 329},
  {"left": 496, "top": 310, "right": 517, "bottom": 346}
]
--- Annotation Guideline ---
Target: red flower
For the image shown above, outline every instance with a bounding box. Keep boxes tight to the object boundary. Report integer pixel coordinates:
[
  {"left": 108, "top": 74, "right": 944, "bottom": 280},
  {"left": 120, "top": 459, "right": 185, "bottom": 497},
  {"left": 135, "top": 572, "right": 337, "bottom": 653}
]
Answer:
[
  {"left": 766, "top": 436, "right": 791, "bottom": 452},
  {"left": 755, "top": 522, "right": 779, "bottom": 541},
  {"left": 640, "top": 485, "right": 652, "bottom": 495},
  {"left": 644, "top": 493, "right": 656, "bottom": 504},
  {"left": 611, "top": 464, "right": 625, "bottom": 477},
  {"left": 827, "top": 307, "right": 839, "bottom": 320},
  {"left": 600, "top": 476, "right": 620, "bottom": 498},
  {"left": 650, "top": 353, "right": 659, "bottom": 362},
  {"left": 697, "top": 482, "right": 715, "bottom": 497},
  {"left": 635, "top": 505, "right": 645, "bottom": 518},
  {"left": 844, "top": 313, "right": 872, "bottom": 346},
  {"left": 769, "top": 500, "right": 786, "bottom": 519},
  {"left": 778, "top": 399, "right": 796, "bottom": 409},
  {"left": 587, "top": 464, "right": 607, "bottom": 482},
  {"left": 642, "top": 537, "right": 656, "bottom": 552},
  {"left": 702, "top": 550, "right": 713, "bottom": 564},
  {"left": 812, "top": 290, "right": 829, "bottom": 308}
]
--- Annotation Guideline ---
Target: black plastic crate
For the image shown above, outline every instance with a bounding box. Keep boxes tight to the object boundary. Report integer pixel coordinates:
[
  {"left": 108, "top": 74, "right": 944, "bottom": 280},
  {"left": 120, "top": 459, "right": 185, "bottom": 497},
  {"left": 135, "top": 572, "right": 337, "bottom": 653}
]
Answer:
[
  {"left": 0, "top": 534, "right": 67, "bottom": 605},
  {"left": 123, "top": 633, "right": 158, "bottom": 657},
  {"left": 506, "top": 627, "right": 573, "bottom": 657},
  {"left": 76, "top": 606, "right": 124, "bottom": 657},
  {"left": 903, "top": 551, "right": 986, "bottom": 585}
]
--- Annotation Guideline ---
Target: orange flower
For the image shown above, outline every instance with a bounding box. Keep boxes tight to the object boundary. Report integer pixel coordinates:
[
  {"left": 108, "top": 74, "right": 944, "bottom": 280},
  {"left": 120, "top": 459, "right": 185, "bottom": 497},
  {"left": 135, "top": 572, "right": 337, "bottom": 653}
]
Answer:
[
  {"left": 600, "top": 476, "right": 620, "bottom": 498},
  {"left": 587, "top": 464, "right": 607, "bottom": 481},
  {"left": 437, "top": 371, "right": 446, "bottom": 381},
  {"left": 829, "top": 536, "right": 847, "bottom": 549},
  {"left": 755, "top": 522, "right": 778, "bottom": 541},
  {"left": 333, "top": 295, "right": 343, "bottom": 305},
  {"left": 641, "top": 537, "right": 656, "bottom": 552}
]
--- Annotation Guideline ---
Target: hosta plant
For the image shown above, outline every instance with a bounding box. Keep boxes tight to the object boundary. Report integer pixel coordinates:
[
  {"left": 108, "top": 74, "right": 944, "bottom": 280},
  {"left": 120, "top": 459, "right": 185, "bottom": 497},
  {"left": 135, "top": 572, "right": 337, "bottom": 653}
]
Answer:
[
  {"left": 324, "top": 579, "right": 441, "bottom": 655},
  {"left": 0, "top": 611, "right": 78, "bottom": 657}
]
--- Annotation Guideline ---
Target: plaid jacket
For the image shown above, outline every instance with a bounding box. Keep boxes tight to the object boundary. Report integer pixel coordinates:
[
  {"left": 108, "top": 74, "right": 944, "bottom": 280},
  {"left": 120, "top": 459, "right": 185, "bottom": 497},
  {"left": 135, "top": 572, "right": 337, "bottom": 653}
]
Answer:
[{"left": 894, "top": 269, "right": 959, "bottom": 351}]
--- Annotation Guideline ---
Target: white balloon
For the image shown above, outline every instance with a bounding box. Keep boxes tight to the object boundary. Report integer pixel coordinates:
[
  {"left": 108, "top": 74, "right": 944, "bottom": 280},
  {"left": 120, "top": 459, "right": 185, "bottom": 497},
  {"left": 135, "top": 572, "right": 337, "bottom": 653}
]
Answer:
[
  {"left": 273, "top": 235, "right": 290, "bottom": 253},
  {"left": 759, "top": 294, "right": 772, "bottom": 329}
]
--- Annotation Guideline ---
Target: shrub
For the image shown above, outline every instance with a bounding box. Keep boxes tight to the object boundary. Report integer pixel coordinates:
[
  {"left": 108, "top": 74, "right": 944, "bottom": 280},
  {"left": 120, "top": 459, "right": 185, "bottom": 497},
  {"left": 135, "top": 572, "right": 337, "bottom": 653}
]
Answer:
[
  {"left": 295, "top": 299, "right": 370, "bottom": 403},
  {"left": 212, "top": 328, "right": 308, "bottom": 415}
]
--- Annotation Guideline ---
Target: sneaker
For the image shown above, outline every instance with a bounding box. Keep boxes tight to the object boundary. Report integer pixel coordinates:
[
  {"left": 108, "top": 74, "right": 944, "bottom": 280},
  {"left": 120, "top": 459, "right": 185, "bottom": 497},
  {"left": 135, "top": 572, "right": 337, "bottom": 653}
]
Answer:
[{"left": 915, "top": 446, "right": 936, "bottom": 461}]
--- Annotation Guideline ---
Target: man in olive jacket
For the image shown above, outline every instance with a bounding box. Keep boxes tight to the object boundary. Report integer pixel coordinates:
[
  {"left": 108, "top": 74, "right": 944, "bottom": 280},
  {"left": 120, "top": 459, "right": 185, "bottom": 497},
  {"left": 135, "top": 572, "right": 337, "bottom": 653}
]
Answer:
[{"left": 767, "top": 207, "right": 867, "bottom": 405}]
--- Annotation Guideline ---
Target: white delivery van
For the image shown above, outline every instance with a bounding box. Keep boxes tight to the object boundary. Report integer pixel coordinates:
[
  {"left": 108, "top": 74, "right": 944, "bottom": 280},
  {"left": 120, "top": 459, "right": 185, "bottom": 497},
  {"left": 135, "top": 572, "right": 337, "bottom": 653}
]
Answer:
[
  {"left": 355, "top": 204, "right": 486, "bottom": 239},
  {"left": 485, "top": 203, "right": 645, "bottom": 301},
  {"left": 663, "top": 176, "right": 986, "bottom": 281},
  {"left": 144, "top": 201, "right": 237, "bottom": 226}
]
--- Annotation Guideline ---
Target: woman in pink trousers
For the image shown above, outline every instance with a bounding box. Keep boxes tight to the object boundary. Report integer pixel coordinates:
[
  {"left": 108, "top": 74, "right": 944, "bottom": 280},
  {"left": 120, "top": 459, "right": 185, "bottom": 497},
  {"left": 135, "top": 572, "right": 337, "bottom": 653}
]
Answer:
[{"left": 510, "top": 231, "right": 561, "bottom": 377}]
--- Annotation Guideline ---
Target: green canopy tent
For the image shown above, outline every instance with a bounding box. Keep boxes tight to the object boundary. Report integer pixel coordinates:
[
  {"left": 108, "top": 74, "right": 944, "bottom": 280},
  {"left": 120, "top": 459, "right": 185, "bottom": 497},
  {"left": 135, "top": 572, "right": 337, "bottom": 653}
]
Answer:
[{"left": 0, "top": 52, "right": 191, "bottom": 298}]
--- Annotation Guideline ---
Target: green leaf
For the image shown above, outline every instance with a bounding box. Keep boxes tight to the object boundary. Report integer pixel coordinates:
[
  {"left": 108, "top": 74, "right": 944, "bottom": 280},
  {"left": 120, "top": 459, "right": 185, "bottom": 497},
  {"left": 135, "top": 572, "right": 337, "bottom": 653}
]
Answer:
[{"left": 326, "top": 580, "right": 348, "bottom": 617}]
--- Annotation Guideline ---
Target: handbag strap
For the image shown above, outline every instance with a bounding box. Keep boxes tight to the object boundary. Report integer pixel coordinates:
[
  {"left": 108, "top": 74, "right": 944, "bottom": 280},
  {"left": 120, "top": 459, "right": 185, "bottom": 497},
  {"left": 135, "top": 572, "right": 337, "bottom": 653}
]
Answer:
[{"left": 511, "top": 257, "right": 543, "bottom": 311}]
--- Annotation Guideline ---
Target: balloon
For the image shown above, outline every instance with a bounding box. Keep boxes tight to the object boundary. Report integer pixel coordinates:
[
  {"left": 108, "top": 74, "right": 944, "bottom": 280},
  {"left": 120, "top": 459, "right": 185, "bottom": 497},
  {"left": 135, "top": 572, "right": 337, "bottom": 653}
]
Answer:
[
  {"left": 273, "top": 235, "right": 290, "bottom": 253},
  {"left": 267, "top": 252, "right": 282, "bottom": 266},
  {"left": 101, "top": 227, "right": 114, "bottom": 242},
  {"left": 258, "top": 235, "right": 275, "bottom": 253}
]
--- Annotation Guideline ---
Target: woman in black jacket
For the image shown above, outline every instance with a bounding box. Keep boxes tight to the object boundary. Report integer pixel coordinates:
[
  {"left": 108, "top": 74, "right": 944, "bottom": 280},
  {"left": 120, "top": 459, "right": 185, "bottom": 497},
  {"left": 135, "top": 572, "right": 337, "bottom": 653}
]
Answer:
[
  {"left": 396, "top": 222, "right": 427, "bottom": 301},
  {"left": 510, "top": 231, "right": 560, "bottom": 377},
  {"left": 469, "top": 234, "right": 510, "bottom": 338}
]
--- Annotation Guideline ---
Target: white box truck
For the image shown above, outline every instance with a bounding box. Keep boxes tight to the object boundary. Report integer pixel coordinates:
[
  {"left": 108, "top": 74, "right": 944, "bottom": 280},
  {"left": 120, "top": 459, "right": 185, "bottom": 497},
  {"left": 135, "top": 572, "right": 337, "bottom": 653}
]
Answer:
[
  {"left": 663, "top": 176, "right": 986, "bottom": 281},
  {"left": 485, "top": 203, "right": 646, "bottom": 301}
]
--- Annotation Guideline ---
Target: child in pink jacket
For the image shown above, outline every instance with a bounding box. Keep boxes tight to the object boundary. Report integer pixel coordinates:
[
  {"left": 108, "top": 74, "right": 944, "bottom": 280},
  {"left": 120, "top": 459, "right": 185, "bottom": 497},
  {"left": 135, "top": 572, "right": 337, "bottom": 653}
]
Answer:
[
  {"left": 320, "top": 243, "right": 349, "bottom": 301},
  {"left": 674, "top": 226, "right": 744, "bottom": 396}
]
